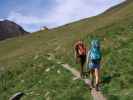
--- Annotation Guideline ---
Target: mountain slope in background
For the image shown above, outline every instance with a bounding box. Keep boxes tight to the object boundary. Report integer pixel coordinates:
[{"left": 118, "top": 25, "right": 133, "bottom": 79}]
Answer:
[
  {"left": 0, "top": 20, "right": 29, "bottom": 40},
  {"left": 0, "top": 0, "right": 133, "bottom": 100}
]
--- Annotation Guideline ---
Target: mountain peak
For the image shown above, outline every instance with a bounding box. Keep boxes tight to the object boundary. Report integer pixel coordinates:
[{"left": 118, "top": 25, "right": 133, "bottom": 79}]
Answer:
[{"left": 0, "top": 20, "right": 29, "bottom": 40}]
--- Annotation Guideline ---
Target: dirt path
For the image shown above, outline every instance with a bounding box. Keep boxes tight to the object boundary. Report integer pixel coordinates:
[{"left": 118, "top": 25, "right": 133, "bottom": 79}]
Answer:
[
  {"left": 46, "top": 54, "right": 107, "bottom": 100},
  {"left": 61, "top": 64, "right": 107, "bottom": 100}
]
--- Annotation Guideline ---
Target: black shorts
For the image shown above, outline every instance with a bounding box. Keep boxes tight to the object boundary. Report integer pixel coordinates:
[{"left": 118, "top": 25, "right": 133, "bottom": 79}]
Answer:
[
  {"left": 79, "top": 55, "right": 86, "bottom": 66},
  {"left": 88, "top": 59, "right": 101, "bottom": 69},
  {"left": 91, "top": 59, "right": 100, "bottom": 65}
]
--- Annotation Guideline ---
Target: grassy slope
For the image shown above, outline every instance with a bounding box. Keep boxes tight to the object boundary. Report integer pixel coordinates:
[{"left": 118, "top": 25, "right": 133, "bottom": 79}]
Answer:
[
  {"left": 0, "top": 55, "right": 90, "bottom": 100},
  {"left": 89, "top": 16, "right": 133, "bottom": 100},
  {"left": 0, "top": 1, "right": 133, "bottom": 100}
]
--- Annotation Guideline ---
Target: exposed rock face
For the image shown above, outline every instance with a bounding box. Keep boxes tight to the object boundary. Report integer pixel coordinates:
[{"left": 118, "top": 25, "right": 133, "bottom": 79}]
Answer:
[{"left": 0, "top": 20, "right": 29, "bottom": 40}]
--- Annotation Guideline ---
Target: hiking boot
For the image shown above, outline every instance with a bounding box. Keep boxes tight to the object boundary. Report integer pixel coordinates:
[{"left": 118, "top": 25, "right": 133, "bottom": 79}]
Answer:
[
  {"left": 82, "top": 72, "right": 87, "bottom": 78},
  {"left": 95, "top": 84, "right": 99, "bottom": 91}
]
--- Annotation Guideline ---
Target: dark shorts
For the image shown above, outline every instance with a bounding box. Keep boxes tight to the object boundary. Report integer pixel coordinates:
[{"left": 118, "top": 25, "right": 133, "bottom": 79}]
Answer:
[
  {"left": 78, "top": 55, "right": 86, "bottom": 66},
  {"left": 88, "top": 59, "right": 100, "bottom": 69}
]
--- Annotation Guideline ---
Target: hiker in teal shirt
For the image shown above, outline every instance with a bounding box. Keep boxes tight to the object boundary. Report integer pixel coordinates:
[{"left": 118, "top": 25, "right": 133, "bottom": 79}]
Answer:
[{"left": 86, "top": 39, "right": 102, "bottom": 91}]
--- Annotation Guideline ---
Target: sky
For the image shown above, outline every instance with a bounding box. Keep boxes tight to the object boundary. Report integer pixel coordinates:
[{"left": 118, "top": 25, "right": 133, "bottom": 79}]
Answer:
[{"left": 0, "top": 0, "right": 126, "bottom": 32}]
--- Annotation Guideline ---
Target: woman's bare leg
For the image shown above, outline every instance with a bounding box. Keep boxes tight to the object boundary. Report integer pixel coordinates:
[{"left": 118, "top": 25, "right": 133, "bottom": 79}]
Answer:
[
  {"left": 95, "top": 68, "right": 100, "bottom": 91},
  {"left": 80, "top": 65, "right": 83, "bottom": 77},
  {"left": 90, "top": 69, "right": 95, "bottom": 87},
  {"left": 95, "top": 68, "right": 100, "bottom": 85}
]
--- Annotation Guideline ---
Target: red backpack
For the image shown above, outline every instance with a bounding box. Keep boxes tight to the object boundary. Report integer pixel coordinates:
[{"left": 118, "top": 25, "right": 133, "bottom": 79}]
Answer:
[{"left": 78, "top": 43, "right": 86, "bottom": 56}]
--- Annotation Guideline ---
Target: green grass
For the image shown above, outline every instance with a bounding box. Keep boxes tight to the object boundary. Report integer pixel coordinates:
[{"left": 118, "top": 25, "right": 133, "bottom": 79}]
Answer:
[
  {"left": 0, "top": 55, "right": 91, "bottom": 100},
  {"left": 90, "top": 18, "right": 133, "bottom": 100},
  {"left": 0, "top": 0, "right": 133, "bottom": 100}
]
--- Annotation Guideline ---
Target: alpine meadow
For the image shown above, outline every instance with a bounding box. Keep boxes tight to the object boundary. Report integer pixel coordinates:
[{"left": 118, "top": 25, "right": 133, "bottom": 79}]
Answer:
[{"left": 0, "top": 0, "right": 133, "bottom": 100}]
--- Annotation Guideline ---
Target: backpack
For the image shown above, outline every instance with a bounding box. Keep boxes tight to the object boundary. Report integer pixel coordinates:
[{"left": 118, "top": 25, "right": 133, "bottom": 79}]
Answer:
[
  {"left": 78, "top": 43, "right": 86, "bottom": 56},
  {"left": 89, "top": 40, "right": 101, "bottom": 60}
]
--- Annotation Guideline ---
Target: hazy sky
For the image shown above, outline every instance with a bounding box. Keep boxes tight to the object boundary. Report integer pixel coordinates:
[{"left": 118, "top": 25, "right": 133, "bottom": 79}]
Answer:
[{"left": 0, "top": 0, "right": 126, "bottom": 32}]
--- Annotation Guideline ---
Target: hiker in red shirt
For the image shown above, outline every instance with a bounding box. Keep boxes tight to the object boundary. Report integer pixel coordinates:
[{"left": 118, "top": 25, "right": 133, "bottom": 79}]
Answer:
[{"left": 74, "top": 40, "right": 86, "bottom": 78}]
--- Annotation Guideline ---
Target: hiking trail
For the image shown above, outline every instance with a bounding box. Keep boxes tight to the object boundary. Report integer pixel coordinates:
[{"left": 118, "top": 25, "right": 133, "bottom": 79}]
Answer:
[
  {"left": 47, "top": 53, "right": 107, "bottom": 100},
  {"left": 61, "top": 64, "right": 107, "bottom": 100}
]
